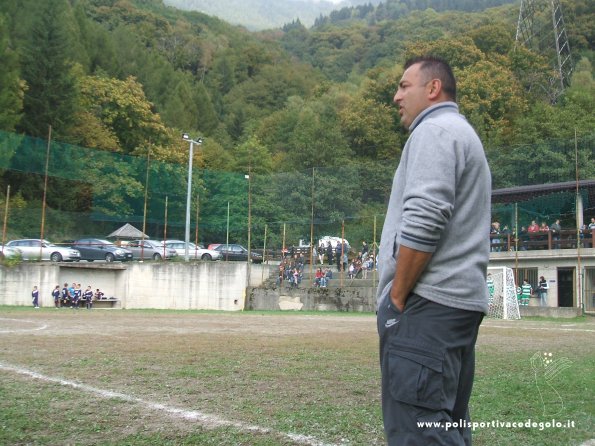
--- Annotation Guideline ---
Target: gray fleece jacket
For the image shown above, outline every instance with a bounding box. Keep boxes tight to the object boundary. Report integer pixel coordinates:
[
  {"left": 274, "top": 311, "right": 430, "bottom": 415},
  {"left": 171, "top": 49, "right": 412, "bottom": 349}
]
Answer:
[{"left": 376, "top": 102, "right": 491, "bottom": 314}]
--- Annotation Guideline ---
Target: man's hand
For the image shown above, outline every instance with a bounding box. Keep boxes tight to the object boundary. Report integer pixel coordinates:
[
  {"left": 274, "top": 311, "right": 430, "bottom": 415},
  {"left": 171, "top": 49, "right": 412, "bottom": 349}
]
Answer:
[
  {"left": 389, "top": 287, "right": 407, "bottom": 312},
  {"left": 390, "top": 245, "right": 432, "bottom": 313}
]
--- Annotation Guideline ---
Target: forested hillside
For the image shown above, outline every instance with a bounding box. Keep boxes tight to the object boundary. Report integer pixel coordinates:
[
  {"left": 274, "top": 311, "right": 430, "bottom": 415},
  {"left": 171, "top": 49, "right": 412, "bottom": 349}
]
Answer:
[{"left": 0, "top": 0, "right": 593, "bottom": 243}]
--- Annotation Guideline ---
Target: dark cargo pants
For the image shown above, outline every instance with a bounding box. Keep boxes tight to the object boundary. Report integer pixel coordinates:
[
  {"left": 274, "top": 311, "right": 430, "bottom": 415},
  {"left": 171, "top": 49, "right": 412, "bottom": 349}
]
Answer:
[{"left": 377, "top": 292, "right": 484, "bottom": 446}]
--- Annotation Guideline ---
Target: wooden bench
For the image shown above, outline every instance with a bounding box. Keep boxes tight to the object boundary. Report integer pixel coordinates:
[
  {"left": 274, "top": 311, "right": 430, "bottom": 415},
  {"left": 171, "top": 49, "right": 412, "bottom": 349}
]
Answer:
[
  {"left": 90, "top": 298, "right": 120, "bottom": 308},
  {"left": 59, "top": 298, "right": 120, "bottom": 308}
]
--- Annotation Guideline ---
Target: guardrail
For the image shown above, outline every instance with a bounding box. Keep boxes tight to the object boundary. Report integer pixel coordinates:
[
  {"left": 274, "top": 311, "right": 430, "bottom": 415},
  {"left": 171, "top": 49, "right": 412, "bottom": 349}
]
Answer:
[{"left": 490, "top": 229, "right": 595, "bottom": 251}]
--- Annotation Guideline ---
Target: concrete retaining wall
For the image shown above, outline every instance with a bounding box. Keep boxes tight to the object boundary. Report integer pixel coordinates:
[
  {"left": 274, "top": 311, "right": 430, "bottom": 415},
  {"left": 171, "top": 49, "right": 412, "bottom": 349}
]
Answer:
[
  {"left": 0, "top": 262, "right": 271, "bottom": 311},
  {"left": 247, "top": 285, "right": 377, "bottom": 312},
  {"left": 519, "top": 306, "right": 583, "bottom": 318}
]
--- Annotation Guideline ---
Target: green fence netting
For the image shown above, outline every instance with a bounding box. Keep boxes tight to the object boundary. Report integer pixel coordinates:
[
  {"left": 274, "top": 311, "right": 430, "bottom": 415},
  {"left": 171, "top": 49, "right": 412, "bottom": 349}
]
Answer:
[{"left": 1, "top": 130, "right": 594, "bottom": 251}]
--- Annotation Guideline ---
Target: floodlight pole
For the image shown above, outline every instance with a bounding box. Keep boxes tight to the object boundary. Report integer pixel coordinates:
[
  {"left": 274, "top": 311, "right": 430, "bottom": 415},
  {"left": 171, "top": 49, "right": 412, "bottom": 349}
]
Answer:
[{"left": 183, "top": 134, "right": 203, "bottom": 262}]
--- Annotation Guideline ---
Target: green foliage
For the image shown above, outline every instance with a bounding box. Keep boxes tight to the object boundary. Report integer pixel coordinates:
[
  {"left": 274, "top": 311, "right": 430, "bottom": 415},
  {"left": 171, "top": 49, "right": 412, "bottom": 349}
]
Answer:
[
  {"left": 0, "top": 14, "right": 23, "bottom": 132},
  {"left": 0, "top": 0, "right": 593, "bottom": 243},
  {"left": 78, "top": 74, "right": 170, "bottom": 153},
  {"left": 17, "top": 0, "right": 79, "bottom": 140}
]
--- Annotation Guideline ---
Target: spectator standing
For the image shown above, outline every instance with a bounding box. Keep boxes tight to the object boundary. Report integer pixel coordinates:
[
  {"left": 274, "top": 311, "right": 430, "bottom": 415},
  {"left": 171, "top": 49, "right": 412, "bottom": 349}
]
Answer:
[
  {"left": 490, "top": 221, "right": 501, "bottom": 252},
  {"left": 550, "top": 219, "right": 561, "bottom": 249},
  {"left": 537, "top": 276, "right": 549, "bottom": 307},
  {"left": 52, "top": 285, "right": 61, "bottom": 308},
  {"left": 587, "top": 218, "right": 595, "bottom": 248},
  {"left": 317, "top": 243, "right": 324, "bottom": 265},
  {"left": 501, "top": 225, "right": 512, "bottom": 251},
  {"left": 32, "top": 286, "right": 39, "bottom": 308},
  {"left": 361, "top": 241, "right": 369, "bottom": 259},
  {"left": 376, "top": 56, "right": 490, "bottom": 444},
  {"left": 519, "top": 226, "right": 529, "bottom": 250},
  {"left": 326, "top": 241, "right": 334, "bottom": 266},
  {"left": 528, "top": 220, "right": 539, "bottom": 233},
  {"left": 362, "top": 256, "right": 370, "bottom": 279},
  {"left": 292, "top": 267, "right": 299, "bottom": 288}
]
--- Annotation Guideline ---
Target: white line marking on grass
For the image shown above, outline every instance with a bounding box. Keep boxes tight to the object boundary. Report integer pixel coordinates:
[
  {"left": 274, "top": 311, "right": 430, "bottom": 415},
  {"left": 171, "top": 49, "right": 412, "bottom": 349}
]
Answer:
[
  {"left": 0, "top": 318, "right": 48, "bottom": 333},
  {"left": 483, "top": 323, "right": 595, "bottom": 333},
  {"left": 0, "top": 362, "right": 341, "bottom": 446}
]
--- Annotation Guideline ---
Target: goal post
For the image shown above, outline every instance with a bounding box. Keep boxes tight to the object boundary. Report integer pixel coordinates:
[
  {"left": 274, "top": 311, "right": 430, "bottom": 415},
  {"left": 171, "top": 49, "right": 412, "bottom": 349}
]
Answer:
[{"left": 487, "top": 266, "right": 521, "bottom": 320}]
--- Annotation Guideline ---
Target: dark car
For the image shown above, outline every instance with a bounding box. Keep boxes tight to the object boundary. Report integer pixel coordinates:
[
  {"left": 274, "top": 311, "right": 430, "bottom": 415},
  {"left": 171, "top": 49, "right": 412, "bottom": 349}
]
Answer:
[
  {"left": 72, "top": 238, "right": 133, "bottom": 262},
  {"left": 213, "top": 244, "right": 263, "bottom": 263}
]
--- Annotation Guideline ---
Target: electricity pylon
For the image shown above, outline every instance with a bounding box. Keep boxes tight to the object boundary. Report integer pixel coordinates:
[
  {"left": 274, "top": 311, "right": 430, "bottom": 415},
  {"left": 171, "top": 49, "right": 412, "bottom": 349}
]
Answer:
[{"left": 515, "top": 0, "right": 573, "bottom": 103}]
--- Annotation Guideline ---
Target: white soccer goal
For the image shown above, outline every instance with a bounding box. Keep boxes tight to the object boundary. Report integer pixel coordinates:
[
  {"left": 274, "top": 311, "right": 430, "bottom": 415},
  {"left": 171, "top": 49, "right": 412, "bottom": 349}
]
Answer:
[{"left": 486, "top": 266, "right": 521, "bottom": 320}]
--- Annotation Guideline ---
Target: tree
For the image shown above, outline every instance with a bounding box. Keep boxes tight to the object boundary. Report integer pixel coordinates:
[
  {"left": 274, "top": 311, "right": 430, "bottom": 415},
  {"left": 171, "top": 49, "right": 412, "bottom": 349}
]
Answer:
[
  {"left": 404, "top": 36, "right": 484, "bottom": 70},
  {"left": 467, "top": 23, "right": 514, "bottom": 56},
  {"left": 457, "top": 59, "right": 528, "bottom": 144},
  {"left": 77, "top": 74, "right": 170, "bottom": 153},
  {"left": 17, "top": 0, "right": 79, "bottom": 140},
  {"left": 0, "top": 14, "right": 23, "bottom": 131},
  {"left": 232, "top": 135, "right": 273, "bottom": 175}
]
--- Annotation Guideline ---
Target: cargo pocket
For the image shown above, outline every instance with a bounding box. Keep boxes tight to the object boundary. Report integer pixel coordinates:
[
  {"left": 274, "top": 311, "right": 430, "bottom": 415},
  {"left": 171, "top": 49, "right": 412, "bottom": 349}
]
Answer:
[{"left": 388, "top": 338, "right": 445, "bottom": 410}]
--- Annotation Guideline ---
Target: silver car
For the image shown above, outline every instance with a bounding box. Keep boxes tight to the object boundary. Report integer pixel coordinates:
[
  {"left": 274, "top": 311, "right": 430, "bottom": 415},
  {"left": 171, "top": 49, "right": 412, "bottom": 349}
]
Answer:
[
  {"left": 127, "top": 239, "right": 177, "bottom": 261},
  {"left": 164, "top": 240, "right": 221, "bottom": 261},
  {"left": 6, "top": 239, "right": 81, "bottom": 262}
]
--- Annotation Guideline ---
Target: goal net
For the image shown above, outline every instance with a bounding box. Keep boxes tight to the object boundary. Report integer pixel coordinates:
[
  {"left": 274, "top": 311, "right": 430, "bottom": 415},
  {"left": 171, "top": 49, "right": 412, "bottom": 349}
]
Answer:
[{"left": 486, "top": 267, "right": 521, "bottom": 319}]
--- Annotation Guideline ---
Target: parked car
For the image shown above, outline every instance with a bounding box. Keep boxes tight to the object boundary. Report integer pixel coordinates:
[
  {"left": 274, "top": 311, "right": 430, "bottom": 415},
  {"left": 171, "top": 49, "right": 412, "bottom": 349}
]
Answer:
[
  {"left": 213, "top": 244, "right": 263, "bottom": 263},
  {"left": 164, "top": 240, "right": 221, "bottom": 261},
  {"left": 71, "top": 238, "right": 133, "bottom": 262},
  {"left": 6, "top": 239, "right": 81, "bottom": 262},
  {"left": 127, "top": 239, "right": 177, "bottom": 260},
  {"left": 0, "top": 244, "right": 22, "bottom": 260}
]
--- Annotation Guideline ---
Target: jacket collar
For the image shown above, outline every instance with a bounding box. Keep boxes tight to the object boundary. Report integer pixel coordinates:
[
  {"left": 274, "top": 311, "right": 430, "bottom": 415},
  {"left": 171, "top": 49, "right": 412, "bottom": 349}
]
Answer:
[{"left": 409, "top": 101, "right": 458, "bottom": 131}]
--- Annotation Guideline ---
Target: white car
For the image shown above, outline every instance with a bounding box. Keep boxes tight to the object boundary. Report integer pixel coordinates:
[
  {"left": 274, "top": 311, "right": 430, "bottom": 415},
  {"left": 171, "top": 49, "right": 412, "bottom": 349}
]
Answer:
[
  {"left": 6, "top": 239, "right": 81, "bottom": 262},
  {"left": 164, "top": 240, "right": 221, "bottom": 261},
  {"left": 317, "top": 236, "right": 351, "bottom": 251}
]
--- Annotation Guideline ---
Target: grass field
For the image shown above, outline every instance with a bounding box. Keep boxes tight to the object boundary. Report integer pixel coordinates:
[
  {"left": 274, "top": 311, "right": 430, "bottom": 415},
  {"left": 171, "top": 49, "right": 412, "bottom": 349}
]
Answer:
[{"left": 0, "top": 307, "right": 593, "bottom": 445}]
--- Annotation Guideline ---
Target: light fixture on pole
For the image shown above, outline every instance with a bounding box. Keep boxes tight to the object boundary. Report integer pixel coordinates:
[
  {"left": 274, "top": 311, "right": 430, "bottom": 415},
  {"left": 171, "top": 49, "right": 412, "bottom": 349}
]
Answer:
[{"left": 182, "top": 133, "right": 203, "bottom": 261}]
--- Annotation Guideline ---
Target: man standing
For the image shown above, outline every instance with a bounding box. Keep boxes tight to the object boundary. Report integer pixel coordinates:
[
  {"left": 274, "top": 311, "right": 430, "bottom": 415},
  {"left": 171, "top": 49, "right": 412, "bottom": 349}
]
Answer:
[{"left": 376, "top": 55, "right": 491, "bottom": 445}]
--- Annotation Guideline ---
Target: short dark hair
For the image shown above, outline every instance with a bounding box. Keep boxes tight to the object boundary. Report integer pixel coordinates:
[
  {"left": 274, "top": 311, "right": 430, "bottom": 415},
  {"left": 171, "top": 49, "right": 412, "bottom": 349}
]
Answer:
[{"left": 404, "top": 55, "right": 457, "bottom": 101}]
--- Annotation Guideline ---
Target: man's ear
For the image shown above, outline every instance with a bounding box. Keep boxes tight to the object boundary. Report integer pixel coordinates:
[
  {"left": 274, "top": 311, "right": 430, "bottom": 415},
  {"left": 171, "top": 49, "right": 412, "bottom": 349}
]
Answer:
[{"left": 428, "top": 79, "right": 442, "bottom": 99}]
